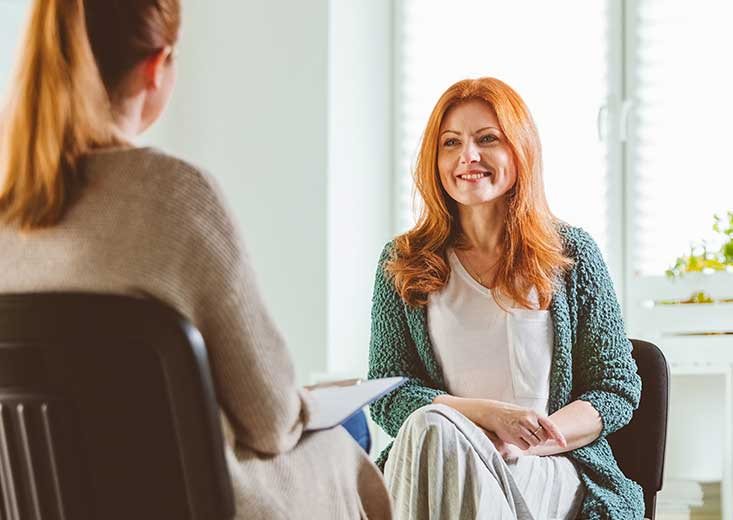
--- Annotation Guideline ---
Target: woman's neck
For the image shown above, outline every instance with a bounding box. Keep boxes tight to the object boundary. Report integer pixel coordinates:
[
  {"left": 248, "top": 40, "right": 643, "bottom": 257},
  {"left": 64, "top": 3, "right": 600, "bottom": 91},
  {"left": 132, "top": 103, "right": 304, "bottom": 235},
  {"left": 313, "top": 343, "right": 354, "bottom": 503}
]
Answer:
[
  {"left": 457, "top": 199, "right": 508, "bottom": 254},
  {"left": 111, "top": 93, "right": 146, "bottom": 142}
]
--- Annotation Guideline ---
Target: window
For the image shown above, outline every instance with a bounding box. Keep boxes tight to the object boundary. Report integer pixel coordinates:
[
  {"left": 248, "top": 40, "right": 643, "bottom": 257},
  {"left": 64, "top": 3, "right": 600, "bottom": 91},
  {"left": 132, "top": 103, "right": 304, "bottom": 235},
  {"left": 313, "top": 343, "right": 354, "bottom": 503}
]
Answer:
[
  {"left": 394, "top": 0, "right": 733, "bottom": 312},
  {"left": 395, "top": 0, "right": 617, "bottom": 278},
  {"left": 628, "top": 0, "right": 733, "bottom": 277}
]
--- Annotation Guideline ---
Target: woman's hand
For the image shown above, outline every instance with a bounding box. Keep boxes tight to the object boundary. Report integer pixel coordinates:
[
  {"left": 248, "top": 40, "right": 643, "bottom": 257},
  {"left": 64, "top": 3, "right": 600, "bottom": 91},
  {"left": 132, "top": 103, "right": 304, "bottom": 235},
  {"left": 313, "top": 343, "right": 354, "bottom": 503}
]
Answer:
[
  {"left": 482, "top": 428, "right": 525, "bottom": 460},
  {"left": 479, "top": 400, "right": 566, "bottom": 450},
  {"left": 433, "top": 395, "right": 566, "bottom": 451}
]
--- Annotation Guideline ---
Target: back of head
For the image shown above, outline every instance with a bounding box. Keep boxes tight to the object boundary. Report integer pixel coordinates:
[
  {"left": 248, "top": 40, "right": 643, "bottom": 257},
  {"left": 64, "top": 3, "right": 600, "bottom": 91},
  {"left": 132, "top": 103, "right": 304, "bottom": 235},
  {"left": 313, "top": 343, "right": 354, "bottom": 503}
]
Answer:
[{"left": 0, "top": 0, "right": 181, "bottom": 231}]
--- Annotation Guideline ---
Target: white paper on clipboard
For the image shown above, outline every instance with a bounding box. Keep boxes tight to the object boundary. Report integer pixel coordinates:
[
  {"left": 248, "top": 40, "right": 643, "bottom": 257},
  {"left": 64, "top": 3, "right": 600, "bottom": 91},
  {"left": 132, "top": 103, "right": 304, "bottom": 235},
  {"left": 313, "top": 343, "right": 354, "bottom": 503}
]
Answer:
[{"left": 305, "top": 376, "right": 406, "bottom": 431}]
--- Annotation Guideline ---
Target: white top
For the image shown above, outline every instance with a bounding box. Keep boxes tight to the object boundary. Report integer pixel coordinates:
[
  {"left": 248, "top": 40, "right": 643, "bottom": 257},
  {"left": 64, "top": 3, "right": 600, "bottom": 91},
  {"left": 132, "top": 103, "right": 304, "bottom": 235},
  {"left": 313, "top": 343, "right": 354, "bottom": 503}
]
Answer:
[{"left": 427, "top": 249, "right": 555, "bottom": 415}]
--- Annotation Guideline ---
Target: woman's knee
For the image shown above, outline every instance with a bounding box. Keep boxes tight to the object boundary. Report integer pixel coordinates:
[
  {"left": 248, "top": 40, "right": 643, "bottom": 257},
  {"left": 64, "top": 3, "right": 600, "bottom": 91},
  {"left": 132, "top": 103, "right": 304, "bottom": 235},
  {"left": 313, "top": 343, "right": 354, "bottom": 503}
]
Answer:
[
  {"left": 399, "top": 404, "right": 502, "bottom": 459},
  {"left": 400, "top": 404, "right": 457, "bottom": 441}
]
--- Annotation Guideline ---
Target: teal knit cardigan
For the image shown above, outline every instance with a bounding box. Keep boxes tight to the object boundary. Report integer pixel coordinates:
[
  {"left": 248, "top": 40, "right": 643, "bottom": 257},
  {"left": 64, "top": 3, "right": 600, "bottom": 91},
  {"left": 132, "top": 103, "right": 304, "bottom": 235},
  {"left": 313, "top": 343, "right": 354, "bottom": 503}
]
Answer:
[{"left": 367, "top": 225, "right": 644, "bottom": 520}]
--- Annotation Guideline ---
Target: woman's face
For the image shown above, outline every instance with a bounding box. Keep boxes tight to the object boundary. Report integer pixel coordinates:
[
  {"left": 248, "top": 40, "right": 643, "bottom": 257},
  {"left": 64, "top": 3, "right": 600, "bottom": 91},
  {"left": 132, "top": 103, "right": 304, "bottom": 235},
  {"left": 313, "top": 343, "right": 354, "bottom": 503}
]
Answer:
[{"left": 437, "top": 99, "right": 517, "bottom": 208}]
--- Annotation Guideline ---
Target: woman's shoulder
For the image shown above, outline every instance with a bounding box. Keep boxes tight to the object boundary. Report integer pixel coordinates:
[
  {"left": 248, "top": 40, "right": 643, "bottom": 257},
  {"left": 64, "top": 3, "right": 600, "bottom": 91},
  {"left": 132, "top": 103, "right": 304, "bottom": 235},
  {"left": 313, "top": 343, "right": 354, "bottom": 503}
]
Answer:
[
  {"left": 84, "top": 147, "right": 237, "bottom": 244},
  {"left": 554, "top": 223, "right": 616, "bottom": 303},
  {"left": 90, "top": 146, "right": 228, "bottom": 213},
  {"left": 373, "top": 241, "right": 397, "bottom": 289},
  {"left": 378, "top": 239, "right": 397, "bottom": 262},
  {"left": 87, "top": 146, "right": 215, "bottom": 192},
  {"left": 131, "top": 146, "right": 218, "bottom": 195},
  {"left": 555, "top": 222, "right": 603, "bottom": 264}
]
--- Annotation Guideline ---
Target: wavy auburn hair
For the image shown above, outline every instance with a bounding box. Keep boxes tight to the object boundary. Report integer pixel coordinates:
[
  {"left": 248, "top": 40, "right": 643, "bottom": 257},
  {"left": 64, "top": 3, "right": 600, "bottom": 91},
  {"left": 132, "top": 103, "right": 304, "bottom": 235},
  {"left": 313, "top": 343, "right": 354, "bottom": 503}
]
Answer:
[
  {"left": 387, "top": 77, "right": 572, "bottom": 309},
  {"left": 0, "top": 0, "right": 180, "bottom": 230}
]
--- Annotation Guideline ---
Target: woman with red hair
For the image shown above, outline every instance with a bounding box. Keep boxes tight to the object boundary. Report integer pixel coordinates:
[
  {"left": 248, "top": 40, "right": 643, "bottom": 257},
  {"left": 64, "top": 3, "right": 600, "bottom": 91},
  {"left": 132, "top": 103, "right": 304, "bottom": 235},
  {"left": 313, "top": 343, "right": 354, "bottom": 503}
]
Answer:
[{"left": 368, "top": 78, "right": 644, "bottom": 519}]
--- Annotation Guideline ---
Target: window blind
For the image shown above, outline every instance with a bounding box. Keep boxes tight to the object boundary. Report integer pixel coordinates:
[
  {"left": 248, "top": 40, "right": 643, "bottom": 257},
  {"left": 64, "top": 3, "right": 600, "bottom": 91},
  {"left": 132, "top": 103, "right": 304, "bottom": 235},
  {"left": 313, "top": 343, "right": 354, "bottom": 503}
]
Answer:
[{"left": 629, "top": 0, "right": 733, "bottom": 276}]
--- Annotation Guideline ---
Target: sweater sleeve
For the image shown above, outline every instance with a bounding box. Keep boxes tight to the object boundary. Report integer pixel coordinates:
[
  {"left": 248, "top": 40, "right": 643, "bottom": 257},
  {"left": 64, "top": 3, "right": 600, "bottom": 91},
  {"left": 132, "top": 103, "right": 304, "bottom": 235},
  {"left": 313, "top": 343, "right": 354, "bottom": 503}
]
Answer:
[
  {"left": 367, "top": 243, "right": 447, "bottom": 438},
  {"left": 172, "top": 168, "right": 308, "bottom": 455},
  {"left": 571, "top": 230, "right": 641, "bottom": 438}
]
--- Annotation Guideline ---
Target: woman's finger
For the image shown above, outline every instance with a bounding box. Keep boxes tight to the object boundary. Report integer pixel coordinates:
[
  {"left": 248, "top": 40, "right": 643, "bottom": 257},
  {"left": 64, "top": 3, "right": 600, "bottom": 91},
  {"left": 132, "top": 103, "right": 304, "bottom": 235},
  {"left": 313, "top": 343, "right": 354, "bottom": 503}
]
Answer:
[
  {"left": 529, "top": 424, "right": 549, "bottom": 443},
  {"left": 538, "top": 416, "right": 567, "bottom": 447},
  {"left": 521, "top": 427, "right": 542, "bottom": 447},
  {"left": 514, "top": 436, "right": 531, "bottom": 450}
]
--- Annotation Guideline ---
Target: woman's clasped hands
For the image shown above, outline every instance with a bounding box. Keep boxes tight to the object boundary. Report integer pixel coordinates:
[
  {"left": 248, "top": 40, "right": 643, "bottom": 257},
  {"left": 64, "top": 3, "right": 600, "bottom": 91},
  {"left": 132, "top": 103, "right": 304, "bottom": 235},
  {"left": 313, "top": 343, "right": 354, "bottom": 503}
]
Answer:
[
  {"left": 437, "top": 395, "right": 566, "bottom": 459},
  {"left": 480, "top": 400, "right": 566, "bottom": 451}
]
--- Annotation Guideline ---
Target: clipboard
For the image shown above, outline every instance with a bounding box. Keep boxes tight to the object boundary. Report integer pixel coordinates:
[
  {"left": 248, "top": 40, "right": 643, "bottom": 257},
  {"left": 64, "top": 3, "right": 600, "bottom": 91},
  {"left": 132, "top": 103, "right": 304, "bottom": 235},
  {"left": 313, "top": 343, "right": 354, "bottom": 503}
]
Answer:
[{"left": 305, "top": 376, "right": 407, "bottom": 431}]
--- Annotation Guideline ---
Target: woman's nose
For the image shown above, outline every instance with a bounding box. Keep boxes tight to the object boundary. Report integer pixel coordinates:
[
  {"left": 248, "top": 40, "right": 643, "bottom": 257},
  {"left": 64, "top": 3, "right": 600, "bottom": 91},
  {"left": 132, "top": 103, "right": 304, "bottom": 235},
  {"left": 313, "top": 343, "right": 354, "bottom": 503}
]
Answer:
[{"left": 459, "top": 142, "right": 480, "bottom": 164}]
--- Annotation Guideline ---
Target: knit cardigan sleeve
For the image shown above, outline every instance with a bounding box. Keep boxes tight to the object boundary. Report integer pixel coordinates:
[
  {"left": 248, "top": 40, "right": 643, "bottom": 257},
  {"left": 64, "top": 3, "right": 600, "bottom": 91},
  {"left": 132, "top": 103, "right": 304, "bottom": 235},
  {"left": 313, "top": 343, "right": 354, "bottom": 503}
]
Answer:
[
  {"left": 570, "top": 229, "right": 642, "bottom": 438},
  {"left": 368, "top": 243, "right": 447, "bottom": 438}
]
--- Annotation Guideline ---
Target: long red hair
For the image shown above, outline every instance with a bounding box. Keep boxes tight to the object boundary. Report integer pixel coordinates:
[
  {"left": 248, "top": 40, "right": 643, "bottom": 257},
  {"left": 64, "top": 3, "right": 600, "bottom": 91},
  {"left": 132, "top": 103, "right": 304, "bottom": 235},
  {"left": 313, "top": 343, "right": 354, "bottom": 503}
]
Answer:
[{"left": 387, "top": 77, "right": 572, "bottom": 309}]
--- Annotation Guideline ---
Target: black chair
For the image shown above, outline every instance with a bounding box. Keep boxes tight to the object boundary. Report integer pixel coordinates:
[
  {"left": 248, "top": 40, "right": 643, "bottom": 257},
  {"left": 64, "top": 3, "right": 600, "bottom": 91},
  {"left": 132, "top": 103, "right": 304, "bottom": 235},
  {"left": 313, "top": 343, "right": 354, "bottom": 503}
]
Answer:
[
  {"left": 0, "top": 293, "right": 234, "bottom": 520},
  {"left": 607, "top": 339, "right": 669, "bottom": 520}
]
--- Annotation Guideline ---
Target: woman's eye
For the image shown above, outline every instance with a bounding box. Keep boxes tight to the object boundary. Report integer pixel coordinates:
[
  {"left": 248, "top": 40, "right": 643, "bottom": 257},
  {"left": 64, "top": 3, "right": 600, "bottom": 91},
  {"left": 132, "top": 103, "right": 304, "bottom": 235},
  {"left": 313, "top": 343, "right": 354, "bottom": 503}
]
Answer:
[
  {"left": 479, "top": 134, "right": 498, "bottom": 144},
  {"left": 443, "top": 138, "right": 459, "bottom": 147}
]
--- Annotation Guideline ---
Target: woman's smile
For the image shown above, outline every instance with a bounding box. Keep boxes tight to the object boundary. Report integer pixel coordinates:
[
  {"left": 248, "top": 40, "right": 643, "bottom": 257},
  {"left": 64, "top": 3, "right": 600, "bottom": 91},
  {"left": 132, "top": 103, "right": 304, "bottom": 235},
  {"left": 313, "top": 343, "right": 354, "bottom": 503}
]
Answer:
[{"left": 456, "top": 169, "right": 492, "bottom": 182}]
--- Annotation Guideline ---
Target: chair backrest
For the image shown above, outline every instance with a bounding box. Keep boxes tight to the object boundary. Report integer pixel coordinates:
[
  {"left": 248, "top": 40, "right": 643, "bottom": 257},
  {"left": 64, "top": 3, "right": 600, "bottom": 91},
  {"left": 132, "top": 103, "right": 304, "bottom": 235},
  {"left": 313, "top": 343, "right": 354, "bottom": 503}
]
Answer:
[
  {"left": 606, "top": 339, "right": 669, "bottom": 519},
  {"left": 0, "top": 293, "right": 234, "bottom": 520}
]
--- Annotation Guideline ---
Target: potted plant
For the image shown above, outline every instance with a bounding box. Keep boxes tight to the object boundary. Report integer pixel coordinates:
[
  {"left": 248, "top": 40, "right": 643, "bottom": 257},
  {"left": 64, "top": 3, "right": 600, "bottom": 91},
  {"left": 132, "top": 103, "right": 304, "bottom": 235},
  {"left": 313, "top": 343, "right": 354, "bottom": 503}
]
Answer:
[{"left": 665, "top": 211, "right": 733, "bottom": 279}]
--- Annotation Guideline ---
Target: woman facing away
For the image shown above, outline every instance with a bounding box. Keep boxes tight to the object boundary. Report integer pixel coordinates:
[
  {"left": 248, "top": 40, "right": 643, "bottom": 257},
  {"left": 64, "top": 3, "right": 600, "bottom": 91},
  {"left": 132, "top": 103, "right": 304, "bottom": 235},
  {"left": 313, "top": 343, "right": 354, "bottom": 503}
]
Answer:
[
  {"left": 368, "top": 77, "right": 644, "bottom": 520},
  {"left": 0, "top": 1, "right": 391, "bottom": 518}
]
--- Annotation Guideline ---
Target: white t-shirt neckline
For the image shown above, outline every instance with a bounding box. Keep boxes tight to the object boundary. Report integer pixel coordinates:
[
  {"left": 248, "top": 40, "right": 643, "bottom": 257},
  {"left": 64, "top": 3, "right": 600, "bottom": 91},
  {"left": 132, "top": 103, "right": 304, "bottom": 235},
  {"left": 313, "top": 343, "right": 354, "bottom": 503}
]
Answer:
[{"left": 449, "top": 249, "right": 493, "bottom": 298}]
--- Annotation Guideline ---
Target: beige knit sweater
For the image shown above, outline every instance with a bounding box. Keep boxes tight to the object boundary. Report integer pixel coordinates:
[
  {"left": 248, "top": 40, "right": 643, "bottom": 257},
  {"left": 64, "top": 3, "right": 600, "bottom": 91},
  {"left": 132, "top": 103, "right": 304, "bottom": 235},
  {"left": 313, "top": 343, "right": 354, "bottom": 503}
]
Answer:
[{"left": 0, "top": 147, "right": 391, "bottom": 519}]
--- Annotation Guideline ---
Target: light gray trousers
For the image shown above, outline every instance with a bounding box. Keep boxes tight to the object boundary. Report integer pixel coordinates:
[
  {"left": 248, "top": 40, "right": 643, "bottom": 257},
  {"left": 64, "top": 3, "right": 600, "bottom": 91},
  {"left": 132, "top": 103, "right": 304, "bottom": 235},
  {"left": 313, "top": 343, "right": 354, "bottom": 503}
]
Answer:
[{"left": 384, "top": 404, "right": 585, "bottom": 520}]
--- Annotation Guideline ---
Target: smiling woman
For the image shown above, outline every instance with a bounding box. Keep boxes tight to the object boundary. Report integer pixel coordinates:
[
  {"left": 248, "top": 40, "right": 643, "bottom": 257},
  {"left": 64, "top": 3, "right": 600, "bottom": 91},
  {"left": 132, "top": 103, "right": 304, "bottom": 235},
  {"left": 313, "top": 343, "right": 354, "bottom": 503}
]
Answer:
[
  {"left": 387, "top": 78, "right": 570, "bottom": 311},
  {"left": 438, "top": 99, "right": 517, "bottom": 209},
  {"left": 368, "top": 77, "right": 645, "bottom": 519}
]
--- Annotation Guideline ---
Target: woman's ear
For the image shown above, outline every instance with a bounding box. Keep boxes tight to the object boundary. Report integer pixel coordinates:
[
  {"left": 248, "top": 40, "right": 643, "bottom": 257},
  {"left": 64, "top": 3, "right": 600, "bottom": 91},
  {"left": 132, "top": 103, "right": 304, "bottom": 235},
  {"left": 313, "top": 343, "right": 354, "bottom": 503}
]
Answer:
[{"left": 143, "top": 46, "right": 173, "bottom": 90}]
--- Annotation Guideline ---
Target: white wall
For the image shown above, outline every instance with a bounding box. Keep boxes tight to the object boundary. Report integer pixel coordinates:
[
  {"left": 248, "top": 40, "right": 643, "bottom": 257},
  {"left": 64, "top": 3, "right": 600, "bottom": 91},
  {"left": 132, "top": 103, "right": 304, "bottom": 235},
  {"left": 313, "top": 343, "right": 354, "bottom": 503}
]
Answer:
[
  {"left": 326, "top": 0, "right": 393, "bottom": 379},
  {"left": 148, "top": 0, "right": 395, "bottom": 384},
  {"left": 0, "top": 0, "right": 28, "bottom": 99},
  {"left": 145, "top": 0, "right": 330, "bottom": 383}
]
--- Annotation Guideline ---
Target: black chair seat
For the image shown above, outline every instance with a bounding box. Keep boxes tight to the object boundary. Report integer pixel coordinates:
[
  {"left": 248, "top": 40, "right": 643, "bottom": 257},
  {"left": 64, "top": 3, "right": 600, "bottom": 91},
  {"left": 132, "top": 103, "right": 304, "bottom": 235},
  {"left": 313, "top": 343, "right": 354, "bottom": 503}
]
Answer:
[{"left": 0, "top": 293, "right": 234, "bottom": 520}]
